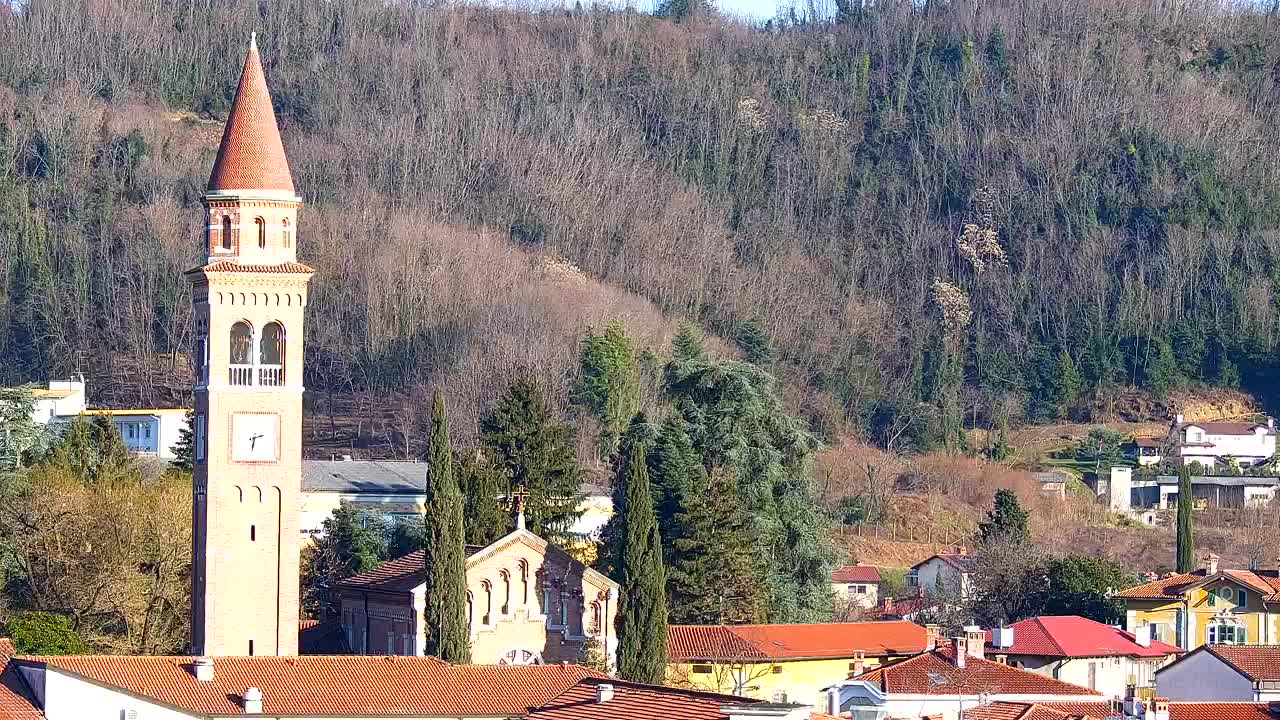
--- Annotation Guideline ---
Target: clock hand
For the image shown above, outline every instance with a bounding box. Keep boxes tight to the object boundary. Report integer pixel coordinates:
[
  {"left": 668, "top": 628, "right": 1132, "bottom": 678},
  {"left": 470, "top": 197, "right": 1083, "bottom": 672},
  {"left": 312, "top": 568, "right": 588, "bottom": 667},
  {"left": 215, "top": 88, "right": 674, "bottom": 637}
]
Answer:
[{"left": 250, "top": 432, "right": 264, "bottom": 449}]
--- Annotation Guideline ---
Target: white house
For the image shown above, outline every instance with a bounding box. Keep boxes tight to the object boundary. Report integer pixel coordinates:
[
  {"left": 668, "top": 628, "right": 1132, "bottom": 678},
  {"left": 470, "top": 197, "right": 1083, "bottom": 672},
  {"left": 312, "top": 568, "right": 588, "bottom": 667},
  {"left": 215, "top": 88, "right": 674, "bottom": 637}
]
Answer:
[
  {"left": 907, "top": 549, "right": 974, "bottom": 601},
  {"left": 832, "top": 564, "right": 883, "bottom": 609},
  {"left": 1156, "top": 644, "right": 1280, "bottom": 701},
  {"left": 984, "top": 616, "right": 1182, "bottom": 699},
  {"left": 1169, "top": 415, "right": 1276, "bottom": 470},
  {"left": 19, "top": 379, "right": 190, "bottom": 460},
  {"left": 27, "top": 378, "right": 86, "bottom": 422},
  {"left": 824, "top": 628, "right": 1102, "bottom": 720}
]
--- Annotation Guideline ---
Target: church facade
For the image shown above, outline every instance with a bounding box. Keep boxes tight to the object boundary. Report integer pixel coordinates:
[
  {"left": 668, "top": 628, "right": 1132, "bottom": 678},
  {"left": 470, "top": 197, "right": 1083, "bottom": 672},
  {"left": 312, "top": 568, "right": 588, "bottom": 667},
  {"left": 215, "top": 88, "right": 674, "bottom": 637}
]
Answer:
[{"left": 337, "top": 525, "right": 619, "bottom": 667}]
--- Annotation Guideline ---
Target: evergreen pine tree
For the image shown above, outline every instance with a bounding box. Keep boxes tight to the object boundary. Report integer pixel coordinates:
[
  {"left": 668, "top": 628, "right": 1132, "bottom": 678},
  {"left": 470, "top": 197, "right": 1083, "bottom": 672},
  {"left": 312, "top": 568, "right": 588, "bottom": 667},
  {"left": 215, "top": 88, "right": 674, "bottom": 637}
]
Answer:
[
  {"left": 1053, "top": 349, "right": 1081, "bottom": 415},
  {"left": 169, "top": 409, "right": 195, "bottom": 470},
  {"left": 614, "top": 436, "right": 669, "bottom": 683},
  {"left": 671, "top": 322, "right": 706, "bottom": 363},
  {"left": 458, "top": 450, "right": 508, "bottom": 547},
  {"left": 648, "top": 414, "right": 700, "bottom": 551},
  {"left": 481, "top": 373, "right": 583, "bottom": 544},
  {"left": 573, "top": 321, "right": 642, "bottom": 457},
  {"left": 978, "top": 488, "right": 1029, "bottom": 545},
  {"left": 666, "top": 466, "right": 766, "bottom": 624},
  {"left": 422, "top": 391, "right": 469, "bottom": 663},
  {"left": 1176, "top": 465, "right": 1195, "bottom": 573}
]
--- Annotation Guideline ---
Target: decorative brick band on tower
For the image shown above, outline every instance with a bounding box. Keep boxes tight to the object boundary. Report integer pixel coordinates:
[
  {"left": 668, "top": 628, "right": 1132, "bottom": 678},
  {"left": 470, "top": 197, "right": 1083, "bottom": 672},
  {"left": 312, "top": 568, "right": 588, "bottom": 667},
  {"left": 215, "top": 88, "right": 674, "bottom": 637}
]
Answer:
[{"left": 188, "top": 34, "right": 311, "bottom": 658}]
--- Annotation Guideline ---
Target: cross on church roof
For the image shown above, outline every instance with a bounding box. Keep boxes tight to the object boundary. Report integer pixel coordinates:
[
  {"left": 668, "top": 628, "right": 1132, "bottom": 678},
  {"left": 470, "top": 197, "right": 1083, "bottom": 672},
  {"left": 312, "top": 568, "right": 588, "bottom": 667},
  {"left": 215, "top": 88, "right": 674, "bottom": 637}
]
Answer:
[{"left": 512, "top": 485, "right": 529, "bottom": 532}]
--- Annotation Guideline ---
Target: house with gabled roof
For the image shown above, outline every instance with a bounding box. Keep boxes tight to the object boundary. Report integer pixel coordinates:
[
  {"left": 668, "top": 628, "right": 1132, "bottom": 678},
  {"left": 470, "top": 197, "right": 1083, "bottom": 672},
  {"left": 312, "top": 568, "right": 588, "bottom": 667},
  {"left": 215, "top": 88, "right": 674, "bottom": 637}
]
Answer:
[
  {"left": 1167, "top": 414, "right": 1277, "bottom": 470},
  {"left": 908, "top": 549, "right": 975, "bottom": 603},
  {"left": 832, "top": 564, "right": 884, "bottom": 610},
  {"left": 334, "top": 515, "right": 618, "bottom": 668},
  {"left": 1156, "top": 644, "right": 1280, "bottom": 701},
  {"left": 1115, "top": 554, "right": 1280, "bottom": 650},
  {"left": 668, "top": 621, "right": 931, "bottom": 709},
  {"left": 984, "top": 616, "right": 1182, "bottom": 699},
  {"left": 966, "top": 699, "right": 1280, "bottom": 720},
  {"left": 822, "top": 627, "right": 1103, "bottom": 720}
]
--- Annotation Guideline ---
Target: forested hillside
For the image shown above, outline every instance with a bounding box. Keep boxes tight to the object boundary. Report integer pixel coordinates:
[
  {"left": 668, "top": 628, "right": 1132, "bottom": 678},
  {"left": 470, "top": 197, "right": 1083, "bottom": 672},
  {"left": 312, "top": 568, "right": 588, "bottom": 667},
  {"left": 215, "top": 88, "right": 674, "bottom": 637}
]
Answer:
[{"left": 3, "top": 0, "right": 1280, "bottom": 449}]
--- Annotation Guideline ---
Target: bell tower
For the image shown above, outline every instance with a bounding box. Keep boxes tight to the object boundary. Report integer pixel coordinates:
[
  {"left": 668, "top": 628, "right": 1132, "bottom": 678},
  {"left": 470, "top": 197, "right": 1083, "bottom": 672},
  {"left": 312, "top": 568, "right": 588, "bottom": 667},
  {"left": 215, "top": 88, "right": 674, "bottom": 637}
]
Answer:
[{"left": 187, "top": 33, "right": 311, "bottom": 657}]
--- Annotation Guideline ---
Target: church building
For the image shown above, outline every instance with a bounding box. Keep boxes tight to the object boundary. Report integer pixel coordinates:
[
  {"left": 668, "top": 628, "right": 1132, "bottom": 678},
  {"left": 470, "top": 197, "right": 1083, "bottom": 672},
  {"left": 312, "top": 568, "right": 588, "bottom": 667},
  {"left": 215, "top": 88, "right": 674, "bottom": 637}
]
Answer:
[{"left": 336, "top": 512, "right": 619, "bottom": 668}]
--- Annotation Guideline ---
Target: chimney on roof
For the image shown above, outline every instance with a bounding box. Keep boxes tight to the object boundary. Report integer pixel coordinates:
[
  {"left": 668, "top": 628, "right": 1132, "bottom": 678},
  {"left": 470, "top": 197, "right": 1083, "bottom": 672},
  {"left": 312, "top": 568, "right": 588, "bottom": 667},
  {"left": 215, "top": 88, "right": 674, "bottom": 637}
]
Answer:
[
  {"left": 925, "top": 624, "right": 941, "bottom": 651},
  {"left": 243, "top": 687, "right": 263, "bottom": 714},
  {"left": 964, "top": 624, "right": 985, "bottom": 660},
  {"left": 1151, "top": 697, "right": 1170, "bottom": 720},
  {"left": 1134, "top": 624, "right": 1152, "bottom": 648},
  {"left": 951, "top": 637, "right": 966, "bottom": 668},
  {"left": 827, "top": 686, "right": 841, "bottom": 716},
  {"left": 1175, "top": 413, "right": 1184, "bottom": 425},
  {"left": 595, "top": 683, "right": 614, "bottom": 704},
  {"left": 1203, "top": 552, "right": 1220, "bottom": 575},
  {"left": 992, "top": 625, "right": 1014, "bottom": 649},
  {"left": 851, "top": 649, "right": 867, "bottom": 677},
  {"left": 193, "top": 657, "right": 214, "bottom": 682}
]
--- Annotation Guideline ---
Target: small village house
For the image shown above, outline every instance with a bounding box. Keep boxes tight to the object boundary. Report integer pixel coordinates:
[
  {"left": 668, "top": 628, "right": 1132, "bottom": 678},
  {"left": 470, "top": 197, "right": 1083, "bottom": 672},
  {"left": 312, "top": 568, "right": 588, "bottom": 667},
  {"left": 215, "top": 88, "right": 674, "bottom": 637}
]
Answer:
[
  {"left": 985, "top": 616, "right": 1182, "bottom": 698},
  {"left": 18, "top": 378, "right": 190, "bottom": 460},
  {"left": 907, "top": 548, "right": 974, "bottom": 602},
  {"left": 668, "top": 620, "right": 932, "bottom": 709},
  {"left": 1166, "top": 415, "right": 1276, "bottom": 470},
  {"left": 1156, "top": 644, "right": 1280, "bottom": 701},
  {"left": 831, "top": 564, "right": 883, "bottom": 610},
  {"left": 1116, "top": 554, "right": 1280, "bottom": 650},
  {"left": 825, "top": 627, "right": 1103, "bottom": 720}
]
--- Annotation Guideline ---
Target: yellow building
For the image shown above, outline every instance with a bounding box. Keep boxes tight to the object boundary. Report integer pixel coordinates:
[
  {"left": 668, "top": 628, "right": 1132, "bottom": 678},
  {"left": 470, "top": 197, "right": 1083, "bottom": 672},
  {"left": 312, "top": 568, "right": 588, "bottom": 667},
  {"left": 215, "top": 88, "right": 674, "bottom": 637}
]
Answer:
[
  {"left": 667, "top": 620, "right": 931, "bottom": 709},
  {"left": 1116, "top": 553, "right": 1280, "bottom": 650}
]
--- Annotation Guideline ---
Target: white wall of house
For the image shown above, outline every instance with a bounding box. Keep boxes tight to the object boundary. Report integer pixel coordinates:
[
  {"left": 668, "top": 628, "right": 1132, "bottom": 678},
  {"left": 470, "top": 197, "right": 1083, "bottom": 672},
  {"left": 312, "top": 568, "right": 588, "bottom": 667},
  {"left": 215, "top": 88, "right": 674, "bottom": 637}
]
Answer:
[
  {"left": 28, "top": 380, "right": 86, "bottom": 423},
  {"left": 830, "top": 684, "right": 1102, "bottom": 720},
  {"left": 910, "top": 558, "right": 969, "bottom": 600},
  {"left": 832, "top": 582, "right": 880, "bottom": 609},
  {"left": 20, "top": 666, "right": 197, "bottom": 720},
  {"left": 1011, "top": 655, "right": 1162, "bottom": 699},
  {"left": 1179, "top": 426, "right": 1275, "bottom": 462},
  {"left": 1156, "top": 650, "right": 1255, "bottom": 700}
]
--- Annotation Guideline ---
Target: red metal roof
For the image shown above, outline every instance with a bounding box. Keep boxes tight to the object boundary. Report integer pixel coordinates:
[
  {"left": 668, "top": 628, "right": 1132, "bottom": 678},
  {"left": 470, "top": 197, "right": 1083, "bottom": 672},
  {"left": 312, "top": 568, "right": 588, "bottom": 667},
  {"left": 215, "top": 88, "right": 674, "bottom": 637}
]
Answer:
[
  {"left": 854, "top": 650, "right": 1102, "bottom": 696},
  {"left": 669, "top": 621, "right": 928, "bottom": 661},
  {"left": 207, "top": 37, "right": 295, "bottom": 193},
  {"left": 19, "top": 655, "right": 599, "bottom": 716},
  {"left": 986, "top": 616, "right": 1182, "bottom": 658},
  {"left": 833, "top": 564, "right": 883, "bottom": 583}
]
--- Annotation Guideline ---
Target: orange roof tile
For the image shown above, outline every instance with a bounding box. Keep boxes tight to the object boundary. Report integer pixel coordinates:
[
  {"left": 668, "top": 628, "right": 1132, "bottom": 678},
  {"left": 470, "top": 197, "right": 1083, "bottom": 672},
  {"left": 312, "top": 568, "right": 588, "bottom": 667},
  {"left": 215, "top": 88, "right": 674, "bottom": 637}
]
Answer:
[
  {"left": 19, "top": 655, "right": 600, "bottom": 716},
  {"left": 208, "top": 36, "right": 294, "bottom": 193},
  {"left": 1166, "top": 703, "right": 1278, "bottom": 720},
  {"left": 523, "top": 677, "right": 756, "bottom": 720},
  {"left": 668, "top": 621, "right": 928, "bottom": 661},
  {"left": 185, "top": 260, "right": 316, "bottom": 275},
  {"left": 0, "top": 641, "right": 40, "bottom": 720},
  {"left": 833, "top": 565, "right": 883, "bottom": 583},
  {"left": 1116, "top": 569, "right": 1280, "bottom": 601},
  {"left": 966, "top": 701, "right": 1104, "bottom": 720},
  {"left": 855, "top": 650, "right": 1102, "bottom": 696},
  {"left": 1200, "top": 645, "right": 1280, "bottom": 681}
]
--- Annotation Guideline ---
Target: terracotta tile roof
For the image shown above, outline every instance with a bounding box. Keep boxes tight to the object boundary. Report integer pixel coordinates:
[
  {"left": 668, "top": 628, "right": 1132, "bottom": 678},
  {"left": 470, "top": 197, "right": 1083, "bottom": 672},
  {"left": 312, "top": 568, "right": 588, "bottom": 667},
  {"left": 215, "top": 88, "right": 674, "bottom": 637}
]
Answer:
[
  {"left": 19, "top": 655, "right": 600, "bottom": 716},
  {"left": 1166, "top": 703, "right": 1279, "bottom": 720},
  {"left": 854, "top": 650, "right": 1102, "bottom": 696},
  {"left": 208, "top": 36, "right": 295, "bottom": 193},
  {"left": 1116, "top": 569, "right": 1280, "bottom": 601},
  {"left": 338, "top": 546, "right": 486, "bottom": 594},
  {"left": 914, "top": 553, "right": 977, "bottom": 573},
  {"left": 1135, "top": 437, "right": 1163, "bottom": 448},
  {"left": 668, "top": 621, "right": 928, "bottom": 661},
  {"left": 1201, "top": 645, "right": 1280, "bottom": 681},
  {"left": 0, "top": 641, "right": 40, "bottom": 720},
  {"left": 522, "top": 677, "right": 758, "bottom": 720},
  {"left": 1041, "top": 702, "right": 1113, "bottom": 717},
  {"left": 965, "top": 701, "right": 1103, "bottom": 720},
  {"left": 833, "top": 565, "right": 883, "bottom": 583},
  {"left": 881, "top": 593, "right": 928, "bottom": 619},
  {"left": 186, "top": 260, "right": 316, "bottom": 275},
  {"left": 986, "top": 616, "right": 1182, "bottom": 658}
]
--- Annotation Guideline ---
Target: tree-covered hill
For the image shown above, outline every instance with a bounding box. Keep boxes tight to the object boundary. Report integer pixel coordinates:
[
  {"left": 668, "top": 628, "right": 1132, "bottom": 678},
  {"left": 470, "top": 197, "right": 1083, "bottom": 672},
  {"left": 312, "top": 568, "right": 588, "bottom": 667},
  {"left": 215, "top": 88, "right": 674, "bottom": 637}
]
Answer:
[{"left": 3, "top": 0, "right": 1280, "bottom": 448}]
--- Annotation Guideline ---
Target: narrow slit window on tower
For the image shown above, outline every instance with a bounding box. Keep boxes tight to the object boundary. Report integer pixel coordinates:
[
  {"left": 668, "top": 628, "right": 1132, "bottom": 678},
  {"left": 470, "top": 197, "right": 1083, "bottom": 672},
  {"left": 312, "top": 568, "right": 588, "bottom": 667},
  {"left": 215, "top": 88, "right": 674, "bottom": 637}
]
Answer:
[
  {"left": 250, "top": 524, "right": 256, "bottom": 541},
  {"left": 255, "top": 217, "right": 266, "bottom": 248},
  {"left": 221, "top": 216, "right": 233, "bottom": 251},
  {"left": 282, "top": 218, "right": 290, "bottom": 248},
  {"left": 248, "top": 639, "right": 254, "bottom": 656}
]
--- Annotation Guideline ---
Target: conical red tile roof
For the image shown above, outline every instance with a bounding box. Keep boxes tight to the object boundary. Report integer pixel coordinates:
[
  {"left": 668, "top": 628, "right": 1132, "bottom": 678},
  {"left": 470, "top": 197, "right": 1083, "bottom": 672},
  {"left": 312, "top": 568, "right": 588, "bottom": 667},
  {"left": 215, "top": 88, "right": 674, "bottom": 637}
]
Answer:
[{"left": 208, "top": 35, "right": 294, "bottom": 193}]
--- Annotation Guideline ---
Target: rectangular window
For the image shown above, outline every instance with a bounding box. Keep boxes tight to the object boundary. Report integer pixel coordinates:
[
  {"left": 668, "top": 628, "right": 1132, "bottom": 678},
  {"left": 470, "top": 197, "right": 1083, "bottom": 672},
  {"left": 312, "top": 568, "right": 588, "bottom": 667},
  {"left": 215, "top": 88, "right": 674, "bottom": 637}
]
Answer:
[
  {"left": 403, "top": 634, "right": 413, "bottom": 655},
  {"left": 144, "top": 425, "right": 151, "bottom": 439},
  {"left": 1239, "top": 589, "right": 1247, "bottom": 607},
  {"left": 127, "top": 424, "right": 137, "bottom": 439},
  {"left": 1209, "top": 592, "right": 1216, "bottom": 607},
  {"left": 692, "top": 664, "right": 713, "bottom": 674},
  {"left": 196, "top": 414, "right": 206, "bottom": 461},
  {"left": 771, "top": 665, "right": 783, "bottom": 674},
  {"left": 248, "top": 639, "right": 254, "bottom": 656}
]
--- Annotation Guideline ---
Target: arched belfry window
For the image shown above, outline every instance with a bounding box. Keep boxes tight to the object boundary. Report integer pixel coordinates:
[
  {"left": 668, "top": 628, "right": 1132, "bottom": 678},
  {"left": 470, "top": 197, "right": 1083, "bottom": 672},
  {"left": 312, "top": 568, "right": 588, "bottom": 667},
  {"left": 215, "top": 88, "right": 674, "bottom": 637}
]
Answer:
[
  {"left": 229, "top": 321, "right": 253, "bottom": 385},
  {"left": 221, "top": 216, "right": 233, "bottom": 251},
  {"left": 259, "top": 322, "right": 285, "bottom": 386},
  {"left": 255, "top": 217, "right": 266, "bottom": 249},
  {"left": 281, "top": 218, "right": 290, "bottom": 248}
]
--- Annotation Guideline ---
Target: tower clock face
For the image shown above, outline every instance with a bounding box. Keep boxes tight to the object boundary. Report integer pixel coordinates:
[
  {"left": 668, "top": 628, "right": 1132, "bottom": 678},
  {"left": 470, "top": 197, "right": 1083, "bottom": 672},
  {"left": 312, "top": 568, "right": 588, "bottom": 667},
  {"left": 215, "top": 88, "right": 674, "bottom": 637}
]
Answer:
[{"left": 231, "top": 413, "right": 280, "bottom": 462}]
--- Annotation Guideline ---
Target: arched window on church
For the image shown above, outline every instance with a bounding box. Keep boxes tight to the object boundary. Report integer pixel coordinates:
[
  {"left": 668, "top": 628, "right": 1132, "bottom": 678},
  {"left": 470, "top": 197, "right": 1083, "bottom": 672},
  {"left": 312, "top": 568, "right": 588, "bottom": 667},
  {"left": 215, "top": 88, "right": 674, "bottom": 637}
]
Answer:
[
  {"left": 481, "top": 580, "right": 493, "bottom": 625},
  {"left": 221, "top": 216, "right": 233, "bottom": 251},
  {"left": 259, "top": 322, "right": 285, "bottom": 386},
  {"left": 281, "top": 218, "right": 290, "bottom": 248},
  {"left": 466, "top": 591, "right": 474, "bottom": 630},
  {"left": 590, "top": 601, "right": 602, "bottom": 635},
  {"left": 229, "top": 321, "right": 253, "bottom": 386},
  {"left": 519, "top": 560, "right": 529, "bottom": 605},
  {"left": 500, "top": 570, "right": 511, "bottom": 615},
  {"left": 255, "top": 217, "right": 266, "bottom": 249}
]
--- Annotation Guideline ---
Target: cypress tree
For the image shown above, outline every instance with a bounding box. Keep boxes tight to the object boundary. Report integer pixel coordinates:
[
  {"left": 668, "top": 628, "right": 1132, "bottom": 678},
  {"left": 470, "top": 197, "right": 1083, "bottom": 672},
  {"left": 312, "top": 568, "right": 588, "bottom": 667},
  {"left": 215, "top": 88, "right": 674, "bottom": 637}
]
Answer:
[
  {"left": 422, "top": 391, "right": 469, "bottom": 663},
  {"left": 458, "top": 450, "right": 508, "bottom": 547},
  {"left": 615, "top": 434, "right": 668, "bottom": 683},
  {"left": 1176, "top": 465, "right": 1195, "bottom": 573}
]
